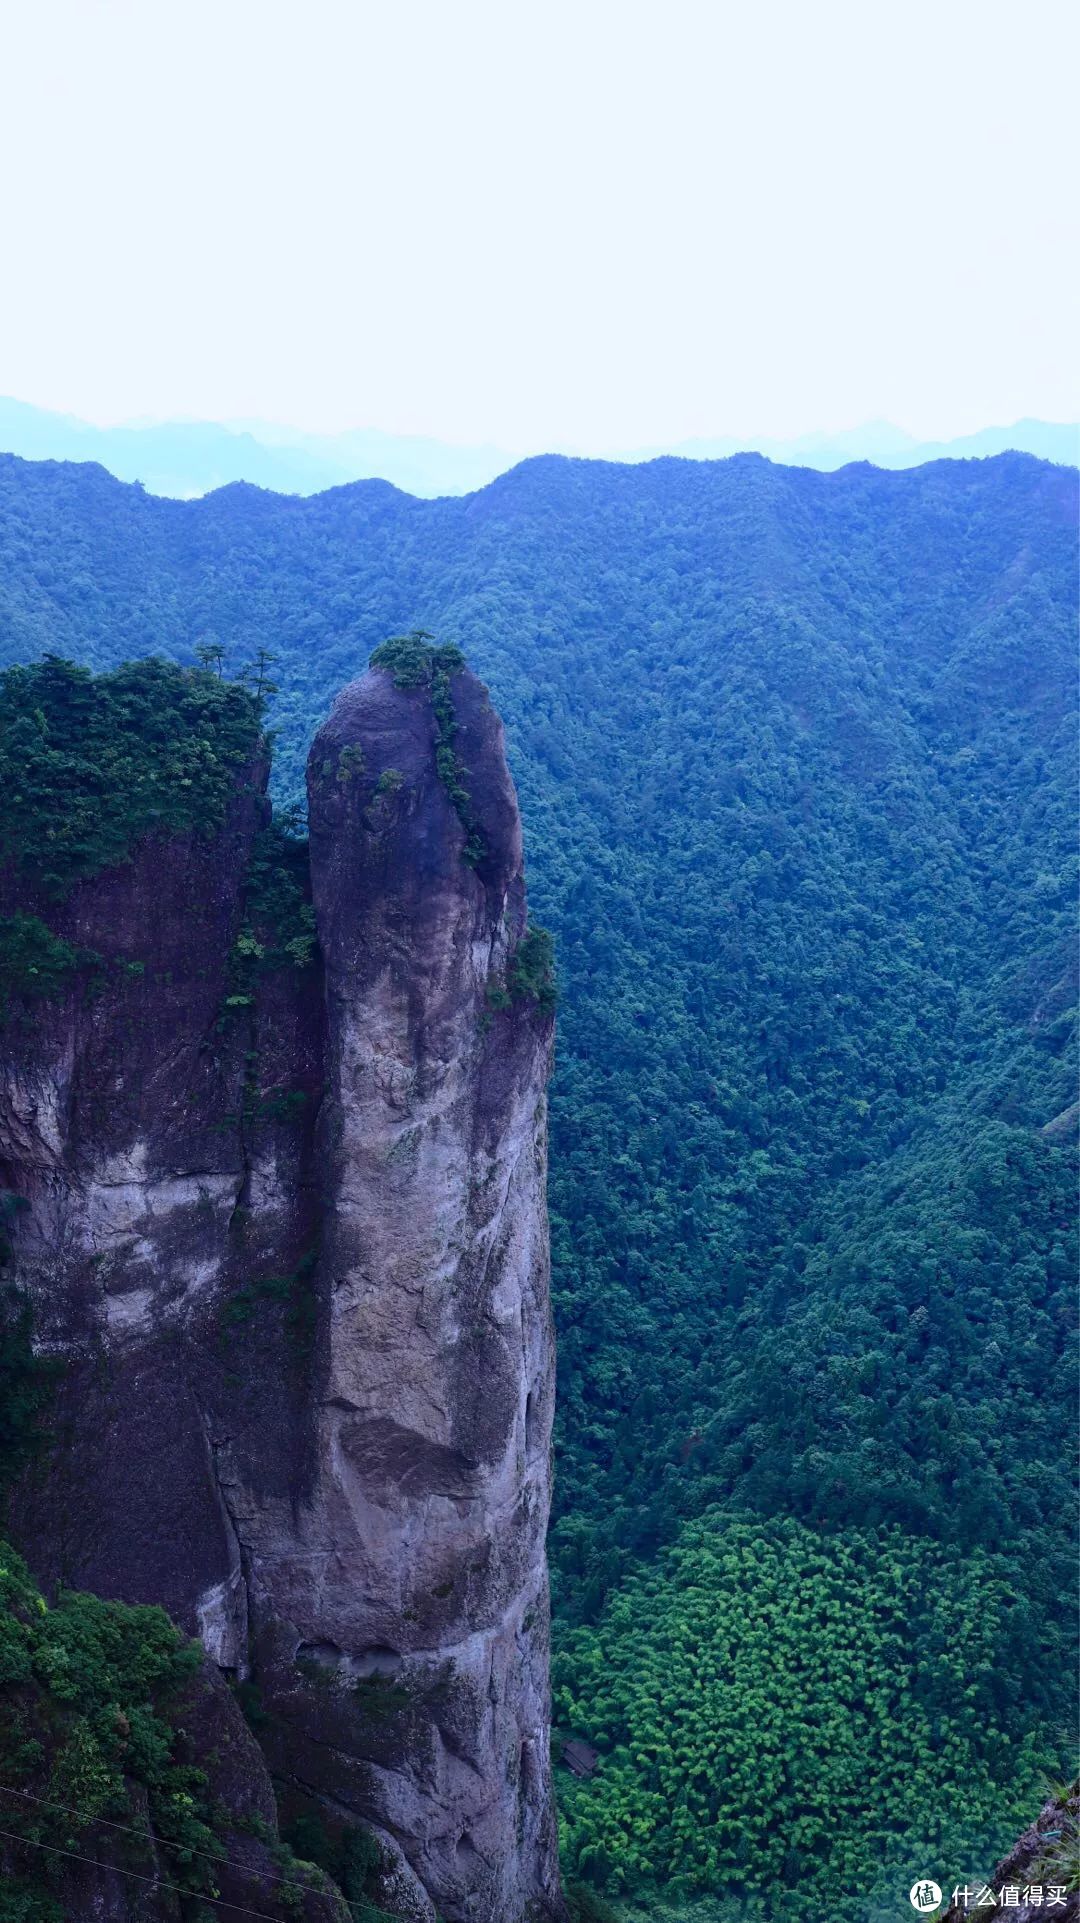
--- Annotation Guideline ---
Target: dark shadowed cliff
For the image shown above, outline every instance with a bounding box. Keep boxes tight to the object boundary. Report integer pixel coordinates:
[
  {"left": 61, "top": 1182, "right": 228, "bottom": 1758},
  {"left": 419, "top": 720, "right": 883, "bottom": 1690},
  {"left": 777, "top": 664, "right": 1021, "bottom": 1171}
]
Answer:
[{"left": 0, "top": 644, "right": 563, "bottom": 1923}]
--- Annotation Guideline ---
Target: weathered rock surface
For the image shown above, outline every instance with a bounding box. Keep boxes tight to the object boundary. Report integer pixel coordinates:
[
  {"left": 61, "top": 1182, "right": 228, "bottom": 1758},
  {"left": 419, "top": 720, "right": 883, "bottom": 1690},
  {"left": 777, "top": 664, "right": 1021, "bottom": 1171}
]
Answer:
[
  {"left": 939, "top": 1785, "right": 1078, "bottom": 1923},
  {"left": 1, "top": 660, "right": 563, "bottom": 1921}
]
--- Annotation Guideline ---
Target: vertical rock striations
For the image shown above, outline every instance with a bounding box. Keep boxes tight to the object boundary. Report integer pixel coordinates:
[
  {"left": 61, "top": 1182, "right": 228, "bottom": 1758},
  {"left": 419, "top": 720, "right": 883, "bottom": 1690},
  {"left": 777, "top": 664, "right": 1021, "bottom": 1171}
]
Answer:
[
  {"left": 1, "top": 651, "right": 563, "bottom": 1922},
  {"left": 255, "top": 657, "right": 562, "bottom": 1919}
]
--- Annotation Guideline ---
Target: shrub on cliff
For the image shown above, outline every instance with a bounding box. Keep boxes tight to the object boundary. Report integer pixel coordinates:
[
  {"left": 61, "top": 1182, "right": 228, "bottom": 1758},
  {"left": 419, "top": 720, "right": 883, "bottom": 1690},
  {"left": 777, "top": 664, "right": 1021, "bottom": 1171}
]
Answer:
[
  {"left": 0, "top": 653, "right": 264, "bottom": 895},
  {"left": 369, "top": 632, "right": 485, "bottom": 864},
  {"left": 510, "top": 923, "right": 558, "bottom": 1013},
  {"left": 0, "top": 915, "right": 100, "bottom": 1018},
  {"left": 0, "top": 655, "right": 275, "bottom": 1015},
  {"left": 0, "top": 1541, "right": 217, "bottom": 1914},
  {"left": 369, "top": 630, "right": 464, "bottom": 688},
  {"left": 0, "top": 1545, "right": 346, "bottom": 1921}
]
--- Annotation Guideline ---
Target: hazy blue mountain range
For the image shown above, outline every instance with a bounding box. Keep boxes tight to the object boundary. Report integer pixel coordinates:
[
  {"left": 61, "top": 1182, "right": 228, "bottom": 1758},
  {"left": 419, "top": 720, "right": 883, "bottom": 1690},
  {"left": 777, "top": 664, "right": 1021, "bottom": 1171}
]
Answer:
[
  {"left": 658, "top": 417, "right": 1080, "bottom": 469},
  {"left": 0, "top": 394, "right": 1074, "bottom": 500},
  {"left": 0, "top": 397, "right": 510, "bottom": 500}
]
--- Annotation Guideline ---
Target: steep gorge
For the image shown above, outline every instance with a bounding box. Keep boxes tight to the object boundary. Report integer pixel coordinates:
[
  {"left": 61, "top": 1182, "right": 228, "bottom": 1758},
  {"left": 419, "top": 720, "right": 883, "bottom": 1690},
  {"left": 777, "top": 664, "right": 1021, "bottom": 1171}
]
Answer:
[{"left": 0, "top": 646, "right": 563, "bottom": 1922}]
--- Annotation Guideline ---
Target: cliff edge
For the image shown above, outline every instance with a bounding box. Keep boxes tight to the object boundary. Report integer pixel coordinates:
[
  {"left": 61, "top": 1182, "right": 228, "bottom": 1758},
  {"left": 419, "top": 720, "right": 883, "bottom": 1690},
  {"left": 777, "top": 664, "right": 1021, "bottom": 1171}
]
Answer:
[{"left": 0, "top": 644, "right": 563, "bottom": 1922}]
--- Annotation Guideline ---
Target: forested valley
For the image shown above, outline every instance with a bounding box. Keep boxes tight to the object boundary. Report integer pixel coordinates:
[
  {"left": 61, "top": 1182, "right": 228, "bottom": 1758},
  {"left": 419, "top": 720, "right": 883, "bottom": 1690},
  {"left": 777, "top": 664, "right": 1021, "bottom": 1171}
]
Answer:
[{"left": 0, "top": 448, "right": 1075, "bottom": 1920}]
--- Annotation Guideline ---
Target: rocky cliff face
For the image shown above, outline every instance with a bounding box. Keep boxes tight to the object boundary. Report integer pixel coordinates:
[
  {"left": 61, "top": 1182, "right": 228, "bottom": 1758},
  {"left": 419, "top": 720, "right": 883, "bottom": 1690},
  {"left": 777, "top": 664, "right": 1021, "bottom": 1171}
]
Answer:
[
  {"left": 0, "top": 652, "right": 563, "bottom": 1922},
  {"left": 939, "top": 1787, "right": 1079, "bottom": 1923}
]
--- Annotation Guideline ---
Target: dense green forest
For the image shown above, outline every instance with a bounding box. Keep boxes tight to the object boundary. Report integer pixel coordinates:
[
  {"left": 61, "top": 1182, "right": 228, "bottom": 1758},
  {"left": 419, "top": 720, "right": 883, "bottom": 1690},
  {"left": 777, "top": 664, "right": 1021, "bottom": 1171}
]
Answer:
[{"left": 0, "top": 449, "right": 1075, "bottom": 1917}]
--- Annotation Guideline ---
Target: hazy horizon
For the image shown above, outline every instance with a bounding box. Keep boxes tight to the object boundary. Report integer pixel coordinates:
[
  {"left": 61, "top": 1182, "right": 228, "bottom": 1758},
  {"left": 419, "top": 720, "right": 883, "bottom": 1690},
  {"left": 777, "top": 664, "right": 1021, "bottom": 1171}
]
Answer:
[
  {"left": 1, "top": 393, "right": 1074, "bottom": 502},
  {"left": 2, "top": 0, "right": 1076, "bottom": 450},
  {"left": 2, "top": 393, "right": 1078, "bottom": 459}
]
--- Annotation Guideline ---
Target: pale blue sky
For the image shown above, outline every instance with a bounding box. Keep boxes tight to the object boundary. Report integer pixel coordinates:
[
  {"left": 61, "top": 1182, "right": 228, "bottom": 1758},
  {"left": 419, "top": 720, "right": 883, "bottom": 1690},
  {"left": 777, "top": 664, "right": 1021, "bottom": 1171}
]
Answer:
[{"left": 1, "top": 0, "right": 1075, "bottom": 451}]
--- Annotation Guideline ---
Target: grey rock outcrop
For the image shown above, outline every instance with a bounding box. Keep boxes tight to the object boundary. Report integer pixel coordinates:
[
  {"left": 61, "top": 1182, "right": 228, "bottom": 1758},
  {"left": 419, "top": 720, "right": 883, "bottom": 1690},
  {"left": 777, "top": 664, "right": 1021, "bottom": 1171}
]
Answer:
[
  {"left": 1, "top": 658, "right": 563, "bottom": 1922},
  {"left": 939, "top": 1784, "right": 1078, "bottom": 1923}
]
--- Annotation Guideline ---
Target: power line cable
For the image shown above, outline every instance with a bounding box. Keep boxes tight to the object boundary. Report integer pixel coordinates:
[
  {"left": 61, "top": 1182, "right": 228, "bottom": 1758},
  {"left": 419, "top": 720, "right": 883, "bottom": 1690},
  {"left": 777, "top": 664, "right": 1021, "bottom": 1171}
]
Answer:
[
  {"left": 0, "top": 1823, "right": 298, "bottom": 1922},
  {"left": 0, "top": 1782, "right": 320, "bottom": 1896}
]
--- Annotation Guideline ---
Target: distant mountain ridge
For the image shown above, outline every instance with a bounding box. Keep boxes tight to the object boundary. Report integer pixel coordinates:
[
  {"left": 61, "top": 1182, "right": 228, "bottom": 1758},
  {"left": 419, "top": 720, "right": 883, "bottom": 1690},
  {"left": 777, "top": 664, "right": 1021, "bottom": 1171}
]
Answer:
[
  {"left": 0, "top": 395, "right": 512, "bottom": 500},
  {"left": 655, "top": 417, "right": 1080, "bottom": 470},
  {"left": 0, "top": 395, "right": 1074, "bottom": 500}
]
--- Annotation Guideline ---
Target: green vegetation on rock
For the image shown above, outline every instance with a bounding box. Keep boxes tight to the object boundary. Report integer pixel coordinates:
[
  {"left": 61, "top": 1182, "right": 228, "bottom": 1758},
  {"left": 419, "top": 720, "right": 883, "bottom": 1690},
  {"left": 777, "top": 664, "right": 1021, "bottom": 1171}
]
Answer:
[
  {"left": 0, "top": 1542, "right": 219, "bottom": 1919},
  {"left": 0, "top": 654, "right": 264, "bottom": 895},
  {"left": 220, "top": 1245, "right": 319, "bottom": 1356},
  {"left": 369, "top": 630, "right": 464, "bottom": 690},
  {"left": 369, "top": 630, "right": 485, "bottom": 864},
  {"left": 223, "top": 811, "right": 318, "bottom": 1015},
  {"left": 0, "top": 653, "right": 268, "bottom": 1020},
  {"left": 509, "top": 922, "right": 558, "bottom": 1013},
  {"left": 0, "top": 915, "right": 94, "bottom": 1017},
  {"left": 239, "top": 812, "right": 317, "bottom": 971},
  {"left": 280, "top": 1809, "right": 397, "bottom": 1923}
]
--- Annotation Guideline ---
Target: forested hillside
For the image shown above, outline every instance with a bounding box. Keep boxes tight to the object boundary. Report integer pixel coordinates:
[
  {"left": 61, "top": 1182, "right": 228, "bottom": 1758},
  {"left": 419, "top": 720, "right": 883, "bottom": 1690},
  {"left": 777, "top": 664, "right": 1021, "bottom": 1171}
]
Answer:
[{"left": 0, "top": 449, "right": 1075, "bottom": 1919}]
